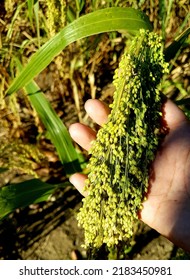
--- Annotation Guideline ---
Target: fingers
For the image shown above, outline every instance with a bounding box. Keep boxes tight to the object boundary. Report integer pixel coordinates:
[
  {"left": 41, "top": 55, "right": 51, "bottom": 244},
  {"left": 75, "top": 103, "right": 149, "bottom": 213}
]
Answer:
[
  {"left": 85, "top": 99, "right": 110, "bottom": 126},
  {"left": 163, "top": 99, "right": 187, "bottom": 130},
  {"left": 69, "top": 173, "right": 88, "bottom": 196},
  {"left": 69, "top": 98, "right": 188, "bottom": 198},
  {"left": 69, "top": 123, "right": 96, "bottom": 151},
  {"left": 69, "top": 99, "right": 110, "bottom": 151},
  {"left": 69, "top": 98, "right": 187, "bottom": 154},
  {"left": 69, "top": 99, "right": 110, "bottom": 195}
]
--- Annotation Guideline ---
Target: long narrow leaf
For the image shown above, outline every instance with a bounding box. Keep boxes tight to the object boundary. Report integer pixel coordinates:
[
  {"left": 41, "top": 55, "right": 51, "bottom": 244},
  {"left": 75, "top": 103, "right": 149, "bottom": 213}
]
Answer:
[
  {"left": 33, "top": 0, "right": 40, "bottom": 48},
  {"left": 27, "top": 87, "right": 83, "bottom": 174},
  {"left": 26, "top": 85, "right": 83, "bottom": 175},
  {"left": 6, "top": 7, "right": 152, "bottom": 95},
  {"left": 164, "top": 27, "right": 190, "bottom": 62},
  {"left": 27, "top": 0, "right": 34, "bottom": 25},
  {"left": 175, "top": 98, "right": 190, "bottom": 106},
  {"left": 0, "top": 179, "right": 69, "bottom": 219},
  {"left": 16, "top": 59, "right": 82, "bottom": 175}
]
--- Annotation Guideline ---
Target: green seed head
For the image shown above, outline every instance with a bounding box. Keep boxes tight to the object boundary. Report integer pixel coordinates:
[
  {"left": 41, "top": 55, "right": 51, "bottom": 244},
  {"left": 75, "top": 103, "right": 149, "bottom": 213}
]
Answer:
[{"left": 77, "top": 29, "right": 169, "bottom": 249}]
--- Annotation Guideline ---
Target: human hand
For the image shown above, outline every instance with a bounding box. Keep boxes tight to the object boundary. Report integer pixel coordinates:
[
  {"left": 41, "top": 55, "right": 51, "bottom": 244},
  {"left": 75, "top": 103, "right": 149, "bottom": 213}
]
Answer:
[{"left": 69, "top": 98, "right": 190, "bottom": 252}]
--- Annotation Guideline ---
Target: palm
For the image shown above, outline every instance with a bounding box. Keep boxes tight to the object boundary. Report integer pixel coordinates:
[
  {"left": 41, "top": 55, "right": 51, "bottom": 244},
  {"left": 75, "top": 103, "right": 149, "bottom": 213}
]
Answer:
[
  {"left": 141, "top": 105, "right": 190, "bottom": 250},
  {"left": 69, "top": 99, "right": 190, "bottom": 251}
]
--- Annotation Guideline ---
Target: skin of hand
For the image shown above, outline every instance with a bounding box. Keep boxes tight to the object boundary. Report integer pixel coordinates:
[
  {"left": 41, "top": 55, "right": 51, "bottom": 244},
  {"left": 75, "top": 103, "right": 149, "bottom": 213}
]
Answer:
[{"left": 69, "top": 98, "right": 190, "bottom": 252}]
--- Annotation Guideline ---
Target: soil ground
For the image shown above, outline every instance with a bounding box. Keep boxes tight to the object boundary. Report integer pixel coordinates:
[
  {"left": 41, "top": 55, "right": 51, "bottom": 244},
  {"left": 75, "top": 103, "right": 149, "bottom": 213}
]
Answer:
[{"left": 0, "top": 183, "right": 190, "bottom": 260}]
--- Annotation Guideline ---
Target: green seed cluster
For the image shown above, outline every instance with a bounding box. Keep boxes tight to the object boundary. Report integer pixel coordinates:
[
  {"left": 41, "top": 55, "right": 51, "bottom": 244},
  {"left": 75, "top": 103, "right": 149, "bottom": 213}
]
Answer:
[{"left": 77, "top": 29, "right": 169, "bottom": 248}]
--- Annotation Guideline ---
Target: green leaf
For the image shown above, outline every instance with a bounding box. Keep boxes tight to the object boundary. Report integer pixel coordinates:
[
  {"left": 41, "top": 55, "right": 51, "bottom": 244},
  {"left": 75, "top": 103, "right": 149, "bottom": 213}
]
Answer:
[
  {"left": 16, "top": 59, "right": 83, "bottom": 175},
  {"left": 164, "top": 27, "right": 190, "bottom": 62},
  {"left": 6, "top": 7, "right": 152, "bottom": 95},
  {"left": 0, "top": 179, "right": 69, "bottom": 220},
  {"left": 27, "top": 0, "right": 34, "bottom": 25},
  {"left": 175, "top": 98, "right": 190, "bottom": 106},
  {"left": 27, "top": 86, "right": 83, "bottom": 175}
]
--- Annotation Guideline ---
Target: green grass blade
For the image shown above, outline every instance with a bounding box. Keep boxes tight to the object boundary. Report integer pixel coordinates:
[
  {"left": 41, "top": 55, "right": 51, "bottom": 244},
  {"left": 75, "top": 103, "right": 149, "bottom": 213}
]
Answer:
[
  {"left": 26, "top": 84, "right": 83, "bottom": 175},
  {"left": 159, "top": 0, "right": 167, "bottom": 39},
  {"left": 6, "top": 3, "right": 24, "bottom": 41},
  {"left": 175, "top": 98, "right": 190, "bottom": 106},
  {"left": 6, "top": 7, "right": 152, "bottom": 95},
  {"left": 33, "top": 0, "right": 40, "bottom": 48},
  {"left": 27, "top": 0, "right": 40, "bottom": 46},
  {"left": 0, "top": 179, "right": 69, "bottom": 220},
  {"left": 16, "top": 59, "right": 83, "bottom": 175},
  {"left": 27, "top": 0, "right": 34, "bottom": 25},
  {"left": 164, "top": 27, "right": 190, "bottom": 62}
]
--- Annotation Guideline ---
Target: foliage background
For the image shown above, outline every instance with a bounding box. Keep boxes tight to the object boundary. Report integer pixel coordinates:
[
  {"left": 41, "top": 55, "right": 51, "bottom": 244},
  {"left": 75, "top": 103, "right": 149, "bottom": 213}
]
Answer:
[{"left": 0, "top": 0, "right": 190, "bottom": 259}]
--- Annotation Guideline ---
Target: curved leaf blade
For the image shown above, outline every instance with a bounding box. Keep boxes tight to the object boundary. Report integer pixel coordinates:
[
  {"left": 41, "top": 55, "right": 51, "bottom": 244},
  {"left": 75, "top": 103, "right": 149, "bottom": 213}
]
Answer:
[
  {"left": 26, "top": 84, "right": 83, "bottom": 175},
  {"left": 0, "top": 179, "right": 69, "bottom": 220},
  {"left": 15, "top": 59, "right": 83, "bottom": 175},
  {"left": 6, "top": 7, "right": 152, "bottom": 95},
  {"left": 164, "top": 27, "right": 190, "bottom": 62}
]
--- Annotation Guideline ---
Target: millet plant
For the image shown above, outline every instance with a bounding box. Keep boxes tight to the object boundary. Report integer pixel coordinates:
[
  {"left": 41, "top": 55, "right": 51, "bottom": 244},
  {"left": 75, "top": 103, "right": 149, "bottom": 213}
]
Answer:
[
  {"left": 1, "top": 1, "right": 190, "bottom": 256},
  {"left": 77, "top": 29, "right": 169, "bottom": 249}
]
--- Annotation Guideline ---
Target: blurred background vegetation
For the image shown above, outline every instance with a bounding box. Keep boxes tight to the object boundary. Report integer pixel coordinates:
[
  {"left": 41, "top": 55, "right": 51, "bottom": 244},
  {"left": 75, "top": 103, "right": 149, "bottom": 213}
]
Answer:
[{"left": 0, "top": 0, "right": 190, "bottom": 259}]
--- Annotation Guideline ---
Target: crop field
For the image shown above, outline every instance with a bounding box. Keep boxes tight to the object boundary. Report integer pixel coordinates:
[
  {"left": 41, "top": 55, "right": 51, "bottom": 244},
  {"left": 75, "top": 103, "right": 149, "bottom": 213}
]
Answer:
[{"left": 0, "top": 0, "right": 190, "bottom": 259}]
